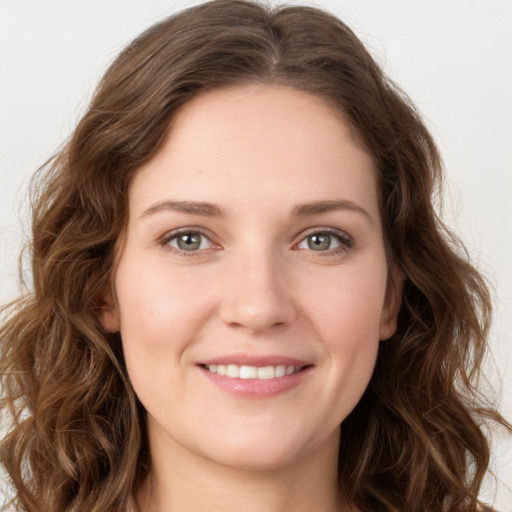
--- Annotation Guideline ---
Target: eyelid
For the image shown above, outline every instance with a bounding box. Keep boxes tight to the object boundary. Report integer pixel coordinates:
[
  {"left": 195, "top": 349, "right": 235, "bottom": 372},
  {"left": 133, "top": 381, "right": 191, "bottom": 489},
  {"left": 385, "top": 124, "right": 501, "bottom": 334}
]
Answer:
[
  {"left": 159, "top": 227, "right": 220, "bottom": 253},
  {"left": 293, "top": 227, "right": 354, "bottom": 251}
]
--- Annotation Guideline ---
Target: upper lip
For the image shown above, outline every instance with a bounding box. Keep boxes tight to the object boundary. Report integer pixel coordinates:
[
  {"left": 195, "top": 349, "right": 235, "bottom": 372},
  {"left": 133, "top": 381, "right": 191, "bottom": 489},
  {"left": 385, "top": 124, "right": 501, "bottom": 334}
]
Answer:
[{"left": 198, "top": 354, "right": 311, "bottom": 367}]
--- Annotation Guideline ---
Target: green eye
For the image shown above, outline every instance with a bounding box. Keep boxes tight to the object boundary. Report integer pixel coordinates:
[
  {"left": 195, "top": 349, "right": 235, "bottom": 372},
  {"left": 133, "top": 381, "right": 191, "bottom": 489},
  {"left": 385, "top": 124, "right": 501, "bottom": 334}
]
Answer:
[
  {"left": 168, "top": 232, "right": 212, "bottom": 251},
  {"left": 297, "top": 231, "right": 350, "bottom": 253},
  {"left": 306, "top": 234, "right": 337, "bottom": 251}
]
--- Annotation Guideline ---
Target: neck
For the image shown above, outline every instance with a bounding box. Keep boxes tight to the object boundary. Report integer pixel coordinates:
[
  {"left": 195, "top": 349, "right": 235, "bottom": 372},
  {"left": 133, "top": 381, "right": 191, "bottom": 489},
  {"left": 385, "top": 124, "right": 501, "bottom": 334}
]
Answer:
[{"left": 136, "top": 427, "right": 349, "bottom": 512}]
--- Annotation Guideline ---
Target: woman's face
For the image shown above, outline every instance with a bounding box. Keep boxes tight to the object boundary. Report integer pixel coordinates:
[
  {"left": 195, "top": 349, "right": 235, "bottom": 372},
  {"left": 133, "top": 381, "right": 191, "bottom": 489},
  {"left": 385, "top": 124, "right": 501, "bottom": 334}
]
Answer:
[{"left": 103, "top": 84, "right": 400, "bottom": 471}]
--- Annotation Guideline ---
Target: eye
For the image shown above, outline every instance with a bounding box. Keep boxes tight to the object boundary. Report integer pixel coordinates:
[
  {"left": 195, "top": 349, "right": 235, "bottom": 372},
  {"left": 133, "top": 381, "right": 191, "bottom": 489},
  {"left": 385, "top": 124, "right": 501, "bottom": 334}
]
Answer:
[
  {"left": 300, "top": 233, "right": 340, "bottom": 251},
  {"left": 164, "top": 230, "right": 214, "bottom": 252},
  {"left": 296, "top": 229, "right": 353, "bottom": 253}
]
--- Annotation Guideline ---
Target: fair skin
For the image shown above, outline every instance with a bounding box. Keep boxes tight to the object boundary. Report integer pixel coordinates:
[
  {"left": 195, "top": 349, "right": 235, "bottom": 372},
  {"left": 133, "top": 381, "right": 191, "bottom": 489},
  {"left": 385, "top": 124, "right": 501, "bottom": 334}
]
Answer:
[{"left": 103, "top": 84, "right": 401, "bottom": 512}]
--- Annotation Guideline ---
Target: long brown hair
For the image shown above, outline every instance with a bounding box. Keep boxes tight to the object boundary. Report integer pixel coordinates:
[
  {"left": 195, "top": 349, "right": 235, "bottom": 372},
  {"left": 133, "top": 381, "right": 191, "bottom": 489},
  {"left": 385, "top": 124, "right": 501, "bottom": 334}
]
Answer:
[{"left": 1, "top": 1, "right": 509, "bottom": 511}]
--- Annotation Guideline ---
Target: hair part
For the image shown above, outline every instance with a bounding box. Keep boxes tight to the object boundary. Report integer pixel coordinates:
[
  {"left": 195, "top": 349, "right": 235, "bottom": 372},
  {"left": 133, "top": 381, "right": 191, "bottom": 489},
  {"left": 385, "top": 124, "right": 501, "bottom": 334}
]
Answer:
[{"left": 1, "top": 1, "right": 509, "bottom": 511}]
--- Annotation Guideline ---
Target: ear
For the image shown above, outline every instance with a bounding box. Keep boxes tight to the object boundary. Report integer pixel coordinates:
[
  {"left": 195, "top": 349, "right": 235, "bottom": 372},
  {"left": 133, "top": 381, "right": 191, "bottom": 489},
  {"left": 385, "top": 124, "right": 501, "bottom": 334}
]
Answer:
[
  {"left": 379, "top": 267, "right": 404, "bottom": 341},
  {"left": 100, "top": 288, "right": 120, "bottom": 333}
]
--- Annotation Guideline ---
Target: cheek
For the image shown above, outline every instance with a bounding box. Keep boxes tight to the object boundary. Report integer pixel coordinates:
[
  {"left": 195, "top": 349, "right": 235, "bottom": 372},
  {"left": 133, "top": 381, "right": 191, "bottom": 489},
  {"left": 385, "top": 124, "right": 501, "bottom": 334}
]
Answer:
[
  {"left": 114, "top": 257, "right": 216, "bottom": 370},
  {"left": 114, "top": 258, "right": 220, "bottom": 414},
  {"left": 303, "top": 265, "right": 386, "bottom": 386},
  {"left": 306, "top": 265, "right": 387, "bottom": 340}
]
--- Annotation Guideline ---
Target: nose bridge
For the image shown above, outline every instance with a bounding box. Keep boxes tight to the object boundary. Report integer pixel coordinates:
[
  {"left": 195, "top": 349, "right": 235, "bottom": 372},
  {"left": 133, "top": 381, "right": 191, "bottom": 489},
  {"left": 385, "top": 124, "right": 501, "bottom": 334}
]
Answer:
[{"left": 219, "top": 239, "right": 296, "bottom": 333}]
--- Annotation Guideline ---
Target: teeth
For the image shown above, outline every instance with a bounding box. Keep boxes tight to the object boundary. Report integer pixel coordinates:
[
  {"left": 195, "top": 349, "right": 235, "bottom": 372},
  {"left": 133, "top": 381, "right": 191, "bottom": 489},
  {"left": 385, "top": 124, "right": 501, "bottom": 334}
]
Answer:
[
  {"left": 257, "top": 366, "right": 275, "bottom": 379},
  {"left": 275, "top": 365, "right": 286, "bottom": 377},
  {"left": 226, "top": 364, "right": 239, "bottom": 378},
  {"left": 239, "top": 365, "right": 257, "bottom": 379},
  {"left": 205, "top": 364, "right": 300, "bottom": 379}
]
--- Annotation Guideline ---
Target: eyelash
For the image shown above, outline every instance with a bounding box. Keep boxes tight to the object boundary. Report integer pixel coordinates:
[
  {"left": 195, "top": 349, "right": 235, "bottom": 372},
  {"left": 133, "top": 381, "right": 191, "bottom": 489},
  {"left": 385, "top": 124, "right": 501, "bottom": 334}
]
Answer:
[
  {"left": 159, "top": 228, "right": 218, "bottom": 255},
  {"left": 293, "top": 228, "right": 354, "bottom": 256},
  {"left": 159, "top": 227, "right": 354, "bottom": 256}
]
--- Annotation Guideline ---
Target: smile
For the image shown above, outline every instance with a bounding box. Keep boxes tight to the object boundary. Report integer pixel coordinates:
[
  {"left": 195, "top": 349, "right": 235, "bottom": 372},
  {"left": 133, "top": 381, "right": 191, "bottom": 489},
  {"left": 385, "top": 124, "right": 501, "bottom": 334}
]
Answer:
[
  {"left": 198, "top": 359, "right": 313, "bottom": 397},
  {"left": 204, "top": 364, "right": 301, "bottom": 379}
]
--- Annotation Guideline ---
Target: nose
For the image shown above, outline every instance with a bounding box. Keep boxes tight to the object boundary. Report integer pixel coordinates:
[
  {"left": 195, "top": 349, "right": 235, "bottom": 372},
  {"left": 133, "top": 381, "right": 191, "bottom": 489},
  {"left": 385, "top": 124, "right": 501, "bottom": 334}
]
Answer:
[{"left": 219, "top": 249, "right": 297, "bottom": 334}]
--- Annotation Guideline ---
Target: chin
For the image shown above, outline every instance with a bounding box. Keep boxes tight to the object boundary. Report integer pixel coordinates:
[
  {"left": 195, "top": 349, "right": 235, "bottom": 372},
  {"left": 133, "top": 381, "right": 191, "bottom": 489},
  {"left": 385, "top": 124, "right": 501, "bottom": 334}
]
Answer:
[
  {"left": 203, "top": 443, "right": 306, "bottom": 472},
  {"left": 195, "top": 424, "right": 340, "bottom": 473}
]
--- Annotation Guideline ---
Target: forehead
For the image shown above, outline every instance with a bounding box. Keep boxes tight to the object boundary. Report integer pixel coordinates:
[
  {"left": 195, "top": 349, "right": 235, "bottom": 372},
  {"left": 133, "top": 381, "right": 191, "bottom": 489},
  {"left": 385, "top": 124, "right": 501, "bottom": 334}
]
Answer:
[{"left": 129, "top": 84, "right": 378, "bottom": 219}]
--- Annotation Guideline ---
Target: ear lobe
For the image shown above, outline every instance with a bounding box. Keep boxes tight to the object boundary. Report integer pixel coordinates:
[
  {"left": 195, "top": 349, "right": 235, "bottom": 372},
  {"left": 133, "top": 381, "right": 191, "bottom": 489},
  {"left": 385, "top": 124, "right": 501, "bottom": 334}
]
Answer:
[
  {"left": 379, "top": 268, "right": 404, "bottom": 341},
  {"left": 100, "top": 289, "right": 120, "bottom": 333}
]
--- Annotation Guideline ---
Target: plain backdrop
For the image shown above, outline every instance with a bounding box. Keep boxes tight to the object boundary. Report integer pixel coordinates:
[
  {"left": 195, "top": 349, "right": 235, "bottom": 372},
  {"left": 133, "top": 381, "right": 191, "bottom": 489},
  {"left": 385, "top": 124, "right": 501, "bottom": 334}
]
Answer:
[{"left": 1, "top": 0, "right": 511, "bottom": 509}]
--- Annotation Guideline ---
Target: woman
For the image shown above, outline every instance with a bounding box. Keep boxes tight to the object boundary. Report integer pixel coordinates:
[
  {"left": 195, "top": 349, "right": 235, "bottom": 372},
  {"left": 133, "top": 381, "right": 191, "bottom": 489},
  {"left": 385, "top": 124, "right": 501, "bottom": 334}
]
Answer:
[{"left": 1, "top": 1, "right": 509, "bottom": 511}]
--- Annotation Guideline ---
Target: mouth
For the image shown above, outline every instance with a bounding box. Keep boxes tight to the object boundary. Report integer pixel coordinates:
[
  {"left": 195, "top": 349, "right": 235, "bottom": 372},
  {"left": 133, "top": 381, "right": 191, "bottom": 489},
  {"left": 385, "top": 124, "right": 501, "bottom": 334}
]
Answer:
[
  {"left": 197, "top": 357, "right": 314, "bottom": 397},
  {"left": 200, "top": 363, "right": 309, "bottom": 380},
  {"left": 197, "top": 354, "right": 315, "bottom": 399}
]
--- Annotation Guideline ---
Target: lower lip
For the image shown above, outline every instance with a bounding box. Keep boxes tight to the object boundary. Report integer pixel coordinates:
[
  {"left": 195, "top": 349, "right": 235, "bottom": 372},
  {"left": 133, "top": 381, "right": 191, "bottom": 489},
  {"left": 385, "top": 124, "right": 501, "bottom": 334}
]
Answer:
[{"left": 198, "top": 366, "right": 313, "bottom": 397}]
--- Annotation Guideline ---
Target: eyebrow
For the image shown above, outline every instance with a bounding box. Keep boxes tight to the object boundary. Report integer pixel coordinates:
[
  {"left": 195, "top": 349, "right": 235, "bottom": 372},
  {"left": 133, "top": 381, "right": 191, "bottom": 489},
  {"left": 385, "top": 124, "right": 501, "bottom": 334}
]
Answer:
[
  {"left": 140, "top": 200, "right": 225, "bottom": 218},
  {"left": 291, "top": 200, "right": 373, "bottom": 225},
  {"left": 140, "top": 198, "right": 373, "bottom": 224}
]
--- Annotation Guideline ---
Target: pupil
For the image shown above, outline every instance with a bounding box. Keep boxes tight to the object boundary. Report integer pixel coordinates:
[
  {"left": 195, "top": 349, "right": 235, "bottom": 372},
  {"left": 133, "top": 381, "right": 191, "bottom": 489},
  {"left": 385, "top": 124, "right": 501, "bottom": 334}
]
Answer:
[
  {"left": 178, "top": 233, "right": 201, "bottom": 251},
  {"left": 308, "top": 234, "right": 330, "bottom": 251}
]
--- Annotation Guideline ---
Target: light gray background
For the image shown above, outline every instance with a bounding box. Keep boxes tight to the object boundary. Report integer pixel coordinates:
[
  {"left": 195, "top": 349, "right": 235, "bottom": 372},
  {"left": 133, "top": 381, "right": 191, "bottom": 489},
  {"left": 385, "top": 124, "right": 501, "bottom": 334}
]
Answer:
[{"left": 1, "top": 0, "right": 511, "bottom": 509}]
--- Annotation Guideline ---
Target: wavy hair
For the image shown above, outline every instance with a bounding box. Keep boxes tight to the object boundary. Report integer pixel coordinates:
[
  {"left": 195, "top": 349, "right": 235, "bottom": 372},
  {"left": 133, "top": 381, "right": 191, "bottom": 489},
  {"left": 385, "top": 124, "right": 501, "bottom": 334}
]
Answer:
[{"left": 1, "top": 1, "right": 509, "bottom": 511}]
